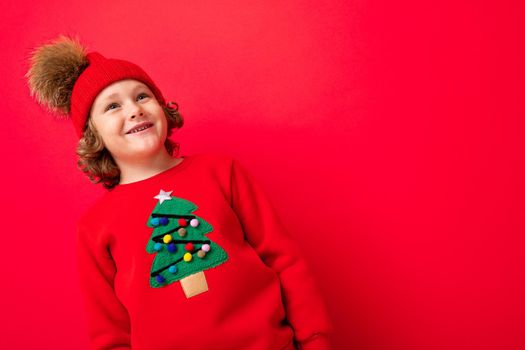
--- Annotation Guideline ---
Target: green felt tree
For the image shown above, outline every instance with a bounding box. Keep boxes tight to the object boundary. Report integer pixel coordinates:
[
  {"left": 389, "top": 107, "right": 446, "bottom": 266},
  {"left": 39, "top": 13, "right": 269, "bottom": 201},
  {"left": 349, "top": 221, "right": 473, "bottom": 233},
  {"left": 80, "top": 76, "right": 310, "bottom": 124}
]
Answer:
[{"left": 146, "top": 189, "right": 228, "bottom": 297}]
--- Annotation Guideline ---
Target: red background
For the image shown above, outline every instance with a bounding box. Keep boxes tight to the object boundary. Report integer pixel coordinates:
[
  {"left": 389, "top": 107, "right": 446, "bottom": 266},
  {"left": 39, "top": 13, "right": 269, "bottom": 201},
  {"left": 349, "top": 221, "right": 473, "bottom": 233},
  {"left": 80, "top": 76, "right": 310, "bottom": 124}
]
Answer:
[{"left": 1, "top": 1, "right": 524, "bottom": 349}]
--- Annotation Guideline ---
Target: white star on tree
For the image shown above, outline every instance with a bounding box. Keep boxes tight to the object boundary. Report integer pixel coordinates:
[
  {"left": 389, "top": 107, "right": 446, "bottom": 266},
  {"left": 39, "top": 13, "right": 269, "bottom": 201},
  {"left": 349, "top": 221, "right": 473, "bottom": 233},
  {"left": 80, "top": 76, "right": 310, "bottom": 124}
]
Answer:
[{"left": 154, "top": 189, "right": 173, "bottom": 204}]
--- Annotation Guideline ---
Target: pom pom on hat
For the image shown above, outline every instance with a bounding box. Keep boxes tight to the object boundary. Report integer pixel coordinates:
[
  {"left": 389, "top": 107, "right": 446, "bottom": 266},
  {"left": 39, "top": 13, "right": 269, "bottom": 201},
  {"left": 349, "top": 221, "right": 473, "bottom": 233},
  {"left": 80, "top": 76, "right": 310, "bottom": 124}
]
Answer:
[
  {"left": 25, "top": 34, "right": 167, "bottom": 139},
  {"left": 25, "top": 34, "right": 88, "bottom": 118}
]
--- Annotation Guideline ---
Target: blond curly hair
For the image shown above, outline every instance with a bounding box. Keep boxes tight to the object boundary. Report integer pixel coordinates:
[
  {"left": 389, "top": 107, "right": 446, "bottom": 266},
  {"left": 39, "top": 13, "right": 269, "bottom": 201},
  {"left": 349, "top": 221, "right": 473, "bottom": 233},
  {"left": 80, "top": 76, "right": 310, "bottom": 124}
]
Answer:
[{"left": 76, "top": 103, "right": 184, "bottom": 190}]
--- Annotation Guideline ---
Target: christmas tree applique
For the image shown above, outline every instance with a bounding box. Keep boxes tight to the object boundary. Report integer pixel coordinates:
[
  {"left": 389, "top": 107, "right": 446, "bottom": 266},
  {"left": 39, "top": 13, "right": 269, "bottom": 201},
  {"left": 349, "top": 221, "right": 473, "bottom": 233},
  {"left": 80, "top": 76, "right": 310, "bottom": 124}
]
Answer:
[{"left": 146, "top": 189, "right": 229, "bottom": 298}]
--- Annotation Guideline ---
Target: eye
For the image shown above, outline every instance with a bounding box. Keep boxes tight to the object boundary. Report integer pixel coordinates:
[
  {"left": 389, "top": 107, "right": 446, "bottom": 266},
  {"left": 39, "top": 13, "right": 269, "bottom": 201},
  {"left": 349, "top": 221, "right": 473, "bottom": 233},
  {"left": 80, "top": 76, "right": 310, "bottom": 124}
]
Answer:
[
  {"left": 137, "top": 93, "right": 150, "bottom": 101},
  {"left": 105, "top": 102, "right": 119, "bottom": 112},
  {"left": 104, "top": 93, "right": 149, "bottom": 112}
]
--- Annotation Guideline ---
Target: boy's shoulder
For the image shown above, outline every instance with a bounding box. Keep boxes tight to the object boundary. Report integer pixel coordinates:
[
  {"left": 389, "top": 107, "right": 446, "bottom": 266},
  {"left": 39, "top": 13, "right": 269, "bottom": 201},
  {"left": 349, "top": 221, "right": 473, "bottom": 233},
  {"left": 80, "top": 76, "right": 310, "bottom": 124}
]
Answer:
[
  {"left": 76, "top": 190, "right": 110, "bottom": 230},
  {"left": 190, "top": 152, "right": 238, "bottom": 169}
]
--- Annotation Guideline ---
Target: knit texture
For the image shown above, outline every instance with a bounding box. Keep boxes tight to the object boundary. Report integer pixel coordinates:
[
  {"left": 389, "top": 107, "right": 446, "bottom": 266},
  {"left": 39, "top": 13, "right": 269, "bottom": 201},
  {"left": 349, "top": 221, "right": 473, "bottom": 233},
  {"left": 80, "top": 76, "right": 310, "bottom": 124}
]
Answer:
[
  {"left": 76, "top": 153, "right": 334, "bottom": 350},
  {"left": 70, "top": 52, "right": 166, "bottom": 138}
]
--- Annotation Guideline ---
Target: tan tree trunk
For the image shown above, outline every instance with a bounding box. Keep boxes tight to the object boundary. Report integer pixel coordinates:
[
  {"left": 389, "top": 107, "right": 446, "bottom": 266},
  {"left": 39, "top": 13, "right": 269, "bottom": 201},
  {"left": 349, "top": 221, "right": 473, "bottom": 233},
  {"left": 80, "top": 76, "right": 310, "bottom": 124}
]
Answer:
[{"left": 180, "top": 271, "right": 209, "bottom": 298}]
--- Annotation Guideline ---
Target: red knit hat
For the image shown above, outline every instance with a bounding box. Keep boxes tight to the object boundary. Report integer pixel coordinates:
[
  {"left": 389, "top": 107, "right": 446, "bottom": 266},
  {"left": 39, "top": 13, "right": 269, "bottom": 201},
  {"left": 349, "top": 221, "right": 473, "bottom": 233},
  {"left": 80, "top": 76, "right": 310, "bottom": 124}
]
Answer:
[
  {"left": 25, "top": 35, "right": 169, "bottom": 139},
  {"left": 70, "top": 52, "right": 167, "bottom": 138}
]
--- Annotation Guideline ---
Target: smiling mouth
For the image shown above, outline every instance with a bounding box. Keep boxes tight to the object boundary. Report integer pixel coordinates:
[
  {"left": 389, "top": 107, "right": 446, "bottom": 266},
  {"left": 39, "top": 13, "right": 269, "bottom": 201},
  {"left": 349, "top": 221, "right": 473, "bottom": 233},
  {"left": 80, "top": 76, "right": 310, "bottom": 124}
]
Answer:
[{"left": 126, "top": 123, "right": 154, "bottom": 134}]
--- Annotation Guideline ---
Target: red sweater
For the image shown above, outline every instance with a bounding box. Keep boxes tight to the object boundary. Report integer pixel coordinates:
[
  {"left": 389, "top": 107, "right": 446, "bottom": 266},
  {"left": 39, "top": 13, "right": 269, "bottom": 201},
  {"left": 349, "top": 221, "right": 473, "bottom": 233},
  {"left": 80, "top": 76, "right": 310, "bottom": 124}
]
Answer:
[{"left": 76, "top": 153, "right": 334, "bottom": 350}]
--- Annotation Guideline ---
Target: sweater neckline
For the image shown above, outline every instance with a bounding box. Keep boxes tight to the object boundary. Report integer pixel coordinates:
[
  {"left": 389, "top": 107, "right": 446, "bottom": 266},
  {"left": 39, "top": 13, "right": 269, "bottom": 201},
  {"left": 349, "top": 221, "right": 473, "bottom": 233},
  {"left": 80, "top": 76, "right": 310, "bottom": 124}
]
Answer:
[{"left": 112, "top": 155, "right": 193, "bottom": 191}]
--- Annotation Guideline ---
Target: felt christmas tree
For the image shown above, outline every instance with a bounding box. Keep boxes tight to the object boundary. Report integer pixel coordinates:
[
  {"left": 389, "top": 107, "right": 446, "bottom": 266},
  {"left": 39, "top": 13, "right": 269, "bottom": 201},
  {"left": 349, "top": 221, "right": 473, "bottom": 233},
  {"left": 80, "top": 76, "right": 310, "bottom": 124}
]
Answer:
[{"left": 146, "top": 189, "right": 228, "bottom": 298}]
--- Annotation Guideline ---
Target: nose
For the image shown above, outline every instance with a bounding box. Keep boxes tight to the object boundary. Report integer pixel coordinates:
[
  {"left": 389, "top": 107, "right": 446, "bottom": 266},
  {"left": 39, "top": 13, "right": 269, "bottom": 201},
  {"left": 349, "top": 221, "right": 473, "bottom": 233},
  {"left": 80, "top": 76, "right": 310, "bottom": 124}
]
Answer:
[{"left": 128, "top": 102, "right": 144, "bottom": 119}]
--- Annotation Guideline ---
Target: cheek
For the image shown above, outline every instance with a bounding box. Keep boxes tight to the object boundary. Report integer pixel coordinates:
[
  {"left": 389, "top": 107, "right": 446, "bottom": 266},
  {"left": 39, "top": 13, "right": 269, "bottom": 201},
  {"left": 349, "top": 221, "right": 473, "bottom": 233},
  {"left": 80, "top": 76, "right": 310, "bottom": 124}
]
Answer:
[
  {"left": 156, "top": 111, "right": 168, "bottom": 130},
  {"left": 98, "top": 121, "right": 123, "bottom": 143},
  {"left": 161, "top": 118, "right": 169, "bottom": 137},
  {"left": 107, "top": 119, "right": 123, "bottom": 132}
]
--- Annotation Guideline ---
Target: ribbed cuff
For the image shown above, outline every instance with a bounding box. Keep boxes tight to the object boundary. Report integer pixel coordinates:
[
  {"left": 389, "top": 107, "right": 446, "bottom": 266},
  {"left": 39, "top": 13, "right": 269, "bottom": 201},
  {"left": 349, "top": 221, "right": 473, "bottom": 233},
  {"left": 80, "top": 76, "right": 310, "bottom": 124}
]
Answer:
[{"left": 298, "top": 334, "right": 331, "bottom": 350}]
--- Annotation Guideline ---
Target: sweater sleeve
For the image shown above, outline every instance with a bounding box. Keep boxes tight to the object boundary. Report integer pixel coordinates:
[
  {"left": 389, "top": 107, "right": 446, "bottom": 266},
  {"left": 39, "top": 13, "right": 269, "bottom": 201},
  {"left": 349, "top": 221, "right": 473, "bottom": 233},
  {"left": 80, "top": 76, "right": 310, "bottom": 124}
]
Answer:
[
  {"left": 76, "top": 218, "right": 132, "bottom": 350},
  {"left": 230, "top": 159, "right": 335, "bottom": 350}
]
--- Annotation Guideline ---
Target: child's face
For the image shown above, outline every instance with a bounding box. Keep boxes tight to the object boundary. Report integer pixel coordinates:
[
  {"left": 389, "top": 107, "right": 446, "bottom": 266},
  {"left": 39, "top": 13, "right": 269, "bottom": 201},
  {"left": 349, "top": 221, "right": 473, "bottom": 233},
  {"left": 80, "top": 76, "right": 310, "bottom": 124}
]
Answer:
[{"left": 89, "top": 79, "right": 168, "bottom": 162}]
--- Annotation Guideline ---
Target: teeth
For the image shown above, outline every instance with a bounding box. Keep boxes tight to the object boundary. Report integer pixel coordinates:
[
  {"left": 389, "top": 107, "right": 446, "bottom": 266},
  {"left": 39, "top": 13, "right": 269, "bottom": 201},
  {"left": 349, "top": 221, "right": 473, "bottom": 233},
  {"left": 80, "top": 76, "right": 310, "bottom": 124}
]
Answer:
[{"left": 130, "top": 124, "right": 151, "bottom": 133}]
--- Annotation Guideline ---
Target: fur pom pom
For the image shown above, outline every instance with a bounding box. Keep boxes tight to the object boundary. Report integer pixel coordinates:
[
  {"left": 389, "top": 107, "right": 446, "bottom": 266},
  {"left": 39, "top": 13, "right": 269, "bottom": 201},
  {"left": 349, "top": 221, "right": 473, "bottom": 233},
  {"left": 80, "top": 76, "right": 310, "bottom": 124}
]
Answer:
[{"left": 25, "top": 34, "right": 89, "bottom": 118}]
